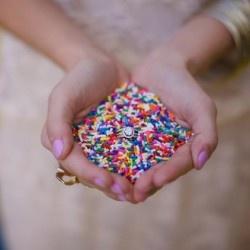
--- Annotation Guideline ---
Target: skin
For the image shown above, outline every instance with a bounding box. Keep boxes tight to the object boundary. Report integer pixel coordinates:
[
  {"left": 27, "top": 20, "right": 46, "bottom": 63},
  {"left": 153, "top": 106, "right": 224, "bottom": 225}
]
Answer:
[
  {"left": 0, "top": 0, "right": 234, "bottom": 203},
  {"left": 132, "top": 16, "right": 234, "bottom": 202}
]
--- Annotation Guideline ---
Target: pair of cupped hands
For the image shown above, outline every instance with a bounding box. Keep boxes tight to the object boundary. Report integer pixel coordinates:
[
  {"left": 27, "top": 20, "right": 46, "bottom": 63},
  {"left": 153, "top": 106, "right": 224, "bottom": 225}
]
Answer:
[{"left": 41, "top": 43, "right": 218, "bottom": 203}]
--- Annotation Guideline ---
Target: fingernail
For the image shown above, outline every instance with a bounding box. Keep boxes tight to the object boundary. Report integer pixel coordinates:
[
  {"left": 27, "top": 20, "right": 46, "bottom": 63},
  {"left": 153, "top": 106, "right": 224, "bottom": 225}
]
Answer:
[
  {"left": 52, "top": 139, "right": 64, "bottom": 159},
  {"left": 197, "top": 150, "right": 208, "bottom": 170},
  {"left": 118, "top": 194, "right": 127, "bottom": 201},
  {"left": 111, "top": 183, "right": 123, "bottom": 194},
  {"left": 94, "top": 178, "right": 106, "bottom": 188}
]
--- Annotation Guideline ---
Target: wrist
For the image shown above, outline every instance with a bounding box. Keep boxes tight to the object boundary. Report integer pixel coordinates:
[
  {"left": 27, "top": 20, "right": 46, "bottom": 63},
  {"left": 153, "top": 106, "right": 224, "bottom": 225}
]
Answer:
[
  {"left": 53, "top": 36, "right": 100, "bottom": 71},
  {"left": 163, "top": 15, "right": 234, "bottom": 75},
  {"left": 163, "top": 42, "right": 200, "bottom": 76},
  {"left": 151, "top": 43, "right": 194, "bottom": 75}
]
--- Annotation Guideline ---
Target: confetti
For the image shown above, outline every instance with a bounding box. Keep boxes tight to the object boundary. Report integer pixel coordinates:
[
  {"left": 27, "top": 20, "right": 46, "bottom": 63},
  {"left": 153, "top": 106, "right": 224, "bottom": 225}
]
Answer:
[{"left": 72, "top": 82, "right": 192, "bottom": 184}]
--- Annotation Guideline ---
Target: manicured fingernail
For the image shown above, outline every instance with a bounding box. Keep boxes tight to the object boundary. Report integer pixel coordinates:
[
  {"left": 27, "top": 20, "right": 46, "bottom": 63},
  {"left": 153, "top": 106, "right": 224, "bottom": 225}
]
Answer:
[
  {"left": 94, "top": 178, "right": 106, "bottom": 188},
  {"left": 52, "top": 139, "right": 64, "bottom": 159},
  {"left": 118, "top": 194, "right": 127, "bottom": 201},
  {"left": 197, "top": 150, "right": 208, "bottom": 170},
  {"left": 111, "top": 183, "right": 123, "bottom": 194}
]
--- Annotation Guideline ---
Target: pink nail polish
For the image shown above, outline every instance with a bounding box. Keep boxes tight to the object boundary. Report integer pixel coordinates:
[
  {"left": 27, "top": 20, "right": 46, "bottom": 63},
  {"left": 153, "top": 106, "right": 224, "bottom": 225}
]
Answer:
[
  {"left": 94, "top": 178, "right": 106, "bottom": 188},
  {"left": 111, "top": 183, "right": 123, "bottom": 194},
  {"left": 197, "top": 150, "right": 208, "bottom": 170},
  {"left": 52, "top": 139, "right": 64, "bottom": 159},
  {"left": 118, "top": 194, "right": 126, "bottom": 201}
]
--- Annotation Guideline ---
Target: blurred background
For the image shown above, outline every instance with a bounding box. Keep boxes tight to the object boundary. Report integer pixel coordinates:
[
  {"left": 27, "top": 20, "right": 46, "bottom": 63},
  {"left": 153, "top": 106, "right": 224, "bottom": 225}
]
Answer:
[{"left": 0, "top": 8, "right": 250, "bottom": 250}]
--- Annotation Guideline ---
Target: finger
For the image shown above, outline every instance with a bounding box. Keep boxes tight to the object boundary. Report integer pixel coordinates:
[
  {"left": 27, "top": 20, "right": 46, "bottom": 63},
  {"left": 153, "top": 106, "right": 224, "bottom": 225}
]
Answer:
[
  {"left": 148, "top": 187, "right": 160, "bottom": 197},
  {"left": 104, "top": 190, "right": 138, "bottom": 204},
  {"left": 141, "top": 186, "right": 161, "bottom": 202},
  {"left": 153, "top": 144, "right": 193, "bottom": 188},
  {"left": 189, "top": 100, "right": 218, "bottom": 170},
  {"left": 103, "top": 192, "right": 121, "bottom": 201},
  {"left": 110, "top": 174, "right": 136, "bottom": 203},
  {"left": 103, "top": 191, "right": 129, "bottom": 202},
  {"left": 59, "top": 143, "right": 114, "bottom": 192},
  {"left": 133, "top": 165, "right": 160, "bottom": 203},
  {"left": 47, "top": 85, "right": 74, "bottom": 160}
]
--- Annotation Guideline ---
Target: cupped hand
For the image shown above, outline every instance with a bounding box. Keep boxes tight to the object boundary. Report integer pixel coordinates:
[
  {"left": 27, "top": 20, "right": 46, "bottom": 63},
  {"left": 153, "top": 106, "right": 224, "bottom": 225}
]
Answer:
[
  {"left": 41, "top": 47, "right": 137, "bottom": 202},
  {"left": 132, "top": 46, "right": 218, "bottom": 202},
  {"left": 41, "top": 44, "right": 218, "bottom": 204}
]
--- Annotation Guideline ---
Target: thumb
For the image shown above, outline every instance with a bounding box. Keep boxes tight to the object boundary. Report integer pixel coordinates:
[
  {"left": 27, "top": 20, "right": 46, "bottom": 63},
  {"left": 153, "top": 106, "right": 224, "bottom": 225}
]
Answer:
[
  {"left": 190, "top": 100, "right": 218, "bottom": 170},
  {"left": 46, "top": 87, "right": 75, "bottom": 160}
]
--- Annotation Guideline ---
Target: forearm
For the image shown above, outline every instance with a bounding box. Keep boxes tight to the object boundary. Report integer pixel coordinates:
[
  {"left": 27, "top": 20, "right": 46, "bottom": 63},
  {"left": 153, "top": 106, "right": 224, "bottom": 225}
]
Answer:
[
  {"left": 166, "top": 15, "right": 235, "bottom": 75},
  {"left": 0, "top": 0, "right": 93, "bottom": 70}
]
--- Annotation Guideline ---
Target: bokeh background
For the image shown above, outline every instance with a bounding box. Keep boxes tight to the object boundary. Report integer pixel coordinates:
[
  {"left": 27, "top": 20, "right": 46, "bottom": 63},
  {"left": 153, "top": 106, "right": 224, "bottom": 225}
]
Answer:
[{"left": 0, "top": 3, "right": 250, "bottom": 249}]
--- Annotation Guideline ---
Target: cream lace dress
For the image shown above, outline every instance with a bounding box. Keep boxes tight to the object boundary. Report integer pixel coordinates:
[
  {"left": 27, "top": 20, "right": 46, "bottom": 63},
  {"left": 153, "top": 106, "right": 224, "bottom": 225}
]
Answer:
[{"left": 0, "top": 1, "right": 250, "bottom": 250}]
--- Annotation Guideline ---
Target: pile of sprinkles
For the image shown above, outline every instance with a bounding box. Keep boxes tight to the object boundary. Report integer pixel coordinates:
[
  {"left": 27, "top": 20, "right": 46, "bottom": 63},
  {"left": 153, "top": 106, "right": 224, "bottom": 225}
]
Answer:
[{"left": 72, "top": 82, "right": 192, "bottom": 184}]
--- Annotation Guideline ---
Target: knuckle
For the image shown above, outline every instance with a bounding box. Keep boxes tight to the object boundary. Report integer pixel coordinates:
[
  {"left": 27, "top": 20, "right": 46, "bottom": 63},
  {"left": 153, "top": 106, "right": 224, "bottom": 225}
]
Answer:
[
  {"left": 135, "top": 184, "right": 146, "bottom": 194},
  {"left": 78, "top": 171, "right": 92, "bottom": 184},
  {"left": 80, "top": 179, "right": 95, "bottom": 189},
  {"left": 76, "top": 171, "right": 86, "bottom": 181},
  {"left": 57, "top": 164, "right": 92, "bottom": 187}
]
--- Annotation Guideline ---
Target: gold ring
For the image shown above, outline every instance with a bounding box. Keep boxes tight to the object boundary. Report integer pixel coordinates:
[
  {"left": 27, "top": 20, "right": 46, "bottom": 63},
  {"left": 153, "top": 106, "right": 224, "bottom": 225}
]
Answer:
[{"left": 56, "top": 166, "right": 79, "bottom": 186}]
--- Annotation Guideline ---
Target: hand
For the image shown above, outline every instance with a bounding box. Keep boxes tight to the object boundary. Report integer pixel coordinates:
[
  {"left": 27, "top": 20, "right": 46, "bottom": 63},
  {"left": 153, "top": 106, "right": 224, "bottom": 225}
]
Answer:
[
  {"left": 132, "top": 46, "right": 218, "bottom": 202},
  {"left": 41, "top": 47, "right": 137, "bottom": 203}
]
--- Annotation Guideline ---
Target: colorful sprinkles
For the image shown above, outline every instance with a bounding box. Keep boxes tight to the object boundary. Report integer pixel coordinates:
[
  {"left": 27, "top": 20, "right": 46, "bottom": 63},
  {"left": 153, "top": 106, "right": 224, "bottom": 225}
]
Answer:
[{"left": 72, "top": 82, "right": 192, "bottom": 184}]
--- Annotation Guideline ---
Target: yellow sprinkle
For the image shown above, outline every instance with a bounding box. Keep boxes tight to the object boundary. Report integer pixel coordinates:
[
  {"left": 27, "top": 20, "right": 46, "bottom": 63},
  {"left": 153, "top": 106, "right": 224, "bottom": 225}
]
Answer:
[
  {"left": 134, "top": 146, "right": 140, "bottom": 155},
  {"left": 104, "top": 114, "right": 114, "bottom": 120}
]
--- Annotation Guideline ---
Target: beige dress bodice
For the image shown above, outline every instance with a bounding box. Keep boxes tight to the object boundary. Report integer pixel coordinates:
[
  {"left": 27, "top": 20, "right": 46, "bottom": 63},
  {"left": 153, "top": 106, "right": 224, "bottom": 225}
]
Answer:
[{"left": 0, "top": 1, "right": 250, "bottom": 250}]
